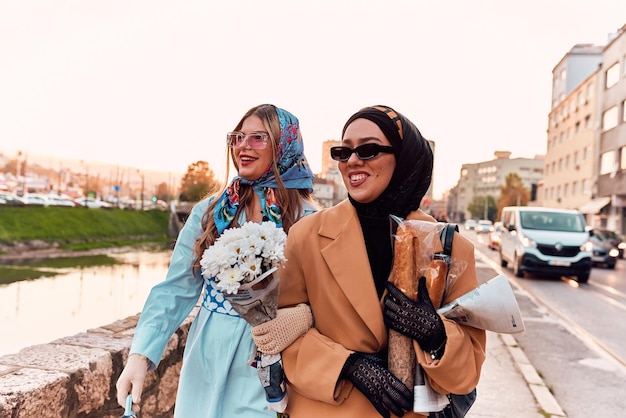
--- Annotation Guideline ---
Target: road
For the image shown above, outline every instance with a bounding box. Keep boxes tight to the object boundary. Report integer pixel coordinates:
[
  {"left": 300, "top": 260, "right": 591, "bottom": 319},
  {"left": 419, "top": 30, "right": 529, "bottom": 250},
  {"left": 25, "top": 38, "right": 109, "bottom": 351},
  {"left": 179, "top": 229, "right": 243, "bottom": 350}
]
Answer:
[{"left": 463, "top": 228, "right": 626, "bottom": 418}]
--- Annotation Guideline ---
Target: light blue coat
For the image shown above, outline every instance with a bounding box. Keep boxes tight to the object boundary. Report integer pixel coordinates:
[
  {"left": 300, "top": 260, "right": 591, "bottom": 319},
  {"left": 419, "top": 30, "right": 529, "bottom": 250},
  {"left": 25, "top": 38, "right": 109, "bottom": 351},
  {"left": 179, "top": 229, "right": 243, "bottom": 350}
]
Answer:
[{"left": 130, "top": 197, "right": 316, "bottom": 417}]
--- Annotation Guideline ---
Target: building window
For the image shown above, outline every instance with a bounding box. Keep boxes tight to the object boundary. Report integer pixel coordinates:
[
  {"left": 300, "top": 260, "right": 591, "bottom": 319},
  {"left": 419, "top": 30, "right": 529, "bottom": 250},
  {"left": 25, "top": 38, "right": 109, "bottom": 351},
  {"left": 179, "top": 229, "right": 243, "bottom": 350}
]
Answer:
[
  {"left": 602, "top": 106, "right": 618, "bottom": 131},
  {"left": 582, "top": 179, "right": 589, "bottom": 195},
  {"left": 572, "top": 181, "right": 578, "bottom": 195},
  {"left": 606, "top": 62, "right": 620, "bottom": 88},
  {"left": 577, "top": 91, "right": 585, "bottom": 107},
  {"left": 600, "top": 150, "right": 616, "bottom": 175},
  {"left": 621, "top": 146, "right": 626, "bottom": 170},
  {"left": 586, "top": 82, "right": 594, "bottom": 100},
  {"left": 585, "top": 115, "right": 592, "bottom": 129},
  {"left": 623, "top": 100, "right": 626, "bottom": 122}
]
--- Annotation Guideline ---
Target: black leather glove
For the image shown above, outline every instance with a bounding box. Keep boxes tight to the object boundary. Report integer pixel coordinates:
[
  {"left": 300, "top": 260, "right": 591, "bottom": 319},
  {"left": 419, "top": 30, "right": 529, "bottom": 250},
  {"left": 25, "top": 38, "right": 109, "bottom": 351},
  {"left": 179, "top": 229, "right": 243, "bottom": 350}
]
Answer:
[
  {"left": 384, "top": 277, "right": 447, "bottom": 360},
  {"left": 340, "top": 352, "right": 412, "bottom": 418}
]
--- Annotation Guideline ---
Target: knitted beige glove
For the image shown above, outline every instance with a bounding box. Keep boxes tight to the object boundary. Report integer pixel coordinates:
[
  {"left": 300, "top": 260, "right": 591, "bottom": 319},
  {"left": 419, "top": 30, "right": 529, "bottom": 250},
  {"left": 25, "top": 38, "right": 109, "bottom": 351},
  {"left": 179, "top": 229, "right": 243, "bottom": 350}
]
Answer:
[{"left": 251, "top": 303, "right": 313, "bottom": 354}]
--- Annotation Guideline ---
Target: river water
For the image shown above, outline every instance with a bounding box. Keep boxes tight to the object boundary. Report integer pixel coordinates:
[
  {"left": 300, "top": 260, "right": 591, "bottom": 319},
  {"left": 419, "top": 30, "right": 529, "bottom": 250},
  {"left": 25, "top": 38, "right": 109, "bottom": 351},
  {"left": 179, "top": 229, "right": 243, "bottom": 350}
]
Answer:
[{"left": 0, "top": 250, "right": 172, "bottom": 356}]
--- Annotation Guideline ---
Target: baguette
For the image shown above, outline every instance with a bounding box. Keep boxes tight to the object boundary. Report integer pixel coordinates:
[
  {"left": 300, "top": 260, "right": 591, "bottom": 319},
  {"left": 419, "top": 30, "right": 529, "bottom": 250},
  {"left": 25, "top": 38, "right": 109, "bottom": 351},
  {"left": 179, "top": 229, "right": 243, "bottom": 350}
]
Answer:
[
  {"left": 423, "top": 258, "right": 447, "bottom": 310},
  {"left": 388, "top": 225, "right": 417, "bottom": 389}
]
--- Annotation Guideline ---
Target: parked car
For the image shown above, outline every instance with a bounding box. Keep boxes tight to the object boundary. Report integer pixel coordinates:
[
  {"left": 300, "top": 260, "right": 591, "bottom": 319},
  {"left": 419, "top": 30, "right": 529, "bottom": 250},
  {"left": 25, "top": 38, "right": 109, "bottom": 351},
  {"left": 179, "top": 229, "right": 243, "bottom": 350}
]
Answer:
[
  {"left": 0, "top": 192, "right": 27, "bottom": 206},
  {"left": 488, "top": 221, "right": 504, "bottom": 250},
  {"left": 23, "top": 193, "right": 50, "bottom": 206},
  {"left": 464, "top": 219, "right": 478, "bottom": 231},
  {"left": 73, "top": 197, "right": 112, "bottom": 209},
  {"left": 47, "top": 195, "right": 76, "bottom": 207},
  {"left": 475, "top": 219, "right": 494, "bottom": 234},
  {"left": 592, "top": 228, "right": 625, "bottom": 259},
  {"left": 589, "top": 232, "right": 619, "bottom": 269},
  {"left": 499, "top": 206, "right": 592, "bottom": 283}
]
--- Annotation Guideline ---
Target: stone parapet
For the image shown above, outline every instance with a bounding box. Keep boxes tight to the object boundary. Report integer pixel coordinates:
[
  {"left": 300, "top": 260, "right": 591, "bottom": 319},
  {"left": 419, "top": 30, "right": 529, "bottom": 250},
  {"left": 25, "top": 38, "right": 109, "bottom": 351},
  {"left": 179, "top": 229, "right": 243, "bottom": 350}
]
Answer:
[{"left": 0, "top": 308, "right": 198, "bottom": 417}]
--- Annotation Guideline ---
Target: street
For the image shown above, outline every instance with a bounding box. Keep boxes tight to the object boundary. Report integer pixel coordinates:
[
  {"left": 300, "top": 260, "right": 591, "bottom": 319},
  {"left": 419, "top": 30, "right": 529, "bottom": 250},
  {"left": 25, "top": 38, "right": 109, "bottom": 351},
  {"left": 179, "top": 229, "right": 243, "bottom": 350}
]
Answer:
[{"left": 463, "top": 228, "right": 626, "bottom": 418}]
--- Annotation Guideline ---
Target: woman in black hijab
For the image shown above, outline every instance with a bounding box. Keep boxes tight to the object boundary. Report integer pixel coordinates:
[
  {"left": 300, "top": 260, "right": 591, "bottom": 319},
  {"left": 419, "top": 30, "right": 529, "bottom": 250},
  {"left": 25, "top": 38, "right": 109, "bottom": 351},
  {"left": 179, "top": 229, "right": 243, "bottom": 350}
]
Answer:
[{"left": 255, "top": 105, "right": 486, "bottom": 418}]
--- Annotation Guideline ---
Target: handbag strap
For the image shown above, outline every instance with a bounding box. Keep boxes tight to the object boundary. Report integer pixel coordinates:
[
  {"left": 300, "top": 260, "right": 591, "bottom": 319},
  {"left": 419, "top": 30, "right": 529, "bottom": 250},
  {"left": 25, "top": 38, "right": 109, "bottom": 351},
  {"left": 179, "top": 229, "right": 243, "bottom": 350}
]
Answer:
[
  {"left": 436, "top": 222, "right": 458, "bottom": 305},
  {"left": 439, "top": 222, "right": 458, "bottom": 257}
]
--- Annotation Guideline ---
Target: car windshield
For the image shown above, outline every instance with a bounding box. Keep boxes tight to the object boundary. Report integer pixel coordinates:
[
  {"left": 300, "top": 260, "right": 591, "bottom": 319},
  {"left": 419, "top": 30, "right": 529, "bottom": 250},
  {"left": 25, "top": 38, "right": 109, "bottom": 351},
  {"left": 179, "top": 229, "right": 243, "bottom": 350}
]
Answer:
[{"left": 520, "top": 211, "right": 586, "bottom": 232}]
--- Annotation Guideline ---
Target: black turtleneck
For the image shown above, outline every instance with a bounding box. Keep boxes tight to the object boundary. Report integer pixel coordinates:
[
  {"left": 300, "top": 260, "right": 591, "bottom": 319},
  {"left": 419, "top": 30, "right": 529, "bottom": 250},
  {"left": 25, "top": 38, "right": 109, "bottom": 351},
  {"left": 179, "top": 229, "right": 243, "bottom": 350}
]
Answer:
[{"left": 350, "top": 197, "right": 394, "bottom": 298}]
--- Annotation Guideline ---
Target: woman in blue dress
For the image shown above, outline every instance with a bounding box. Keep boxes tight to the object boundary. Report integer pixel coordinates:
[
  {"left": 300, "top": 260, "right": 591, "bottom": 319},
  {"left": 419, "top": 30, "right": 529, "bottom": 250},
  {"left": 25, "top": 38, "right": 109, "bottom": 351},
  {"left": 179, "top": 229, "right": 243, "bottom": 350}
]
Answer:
[{"left": 116, "top": 104, "right": 318, "bottom": 417}]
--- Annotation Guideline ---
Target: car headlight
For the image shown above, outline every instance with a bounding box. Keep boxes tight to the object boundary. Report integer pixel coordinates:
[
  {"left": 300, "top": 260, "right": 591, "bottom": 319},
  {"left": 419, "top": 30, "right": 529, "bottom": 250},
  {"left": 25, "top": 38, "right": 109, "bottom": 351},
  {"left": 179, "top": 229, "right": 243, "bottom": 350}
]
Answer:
[
  {"left": 609, "top": 248, "right": 620, "bottom": 258},
  {"left": 618, "top": 242, "right": 626, "bottom": 250},
  {"left": 581, "top": 241, "right": 594, "bottom": 252},
  {"left": 521, "top": 236, "right": 536, "bottom": 248}
]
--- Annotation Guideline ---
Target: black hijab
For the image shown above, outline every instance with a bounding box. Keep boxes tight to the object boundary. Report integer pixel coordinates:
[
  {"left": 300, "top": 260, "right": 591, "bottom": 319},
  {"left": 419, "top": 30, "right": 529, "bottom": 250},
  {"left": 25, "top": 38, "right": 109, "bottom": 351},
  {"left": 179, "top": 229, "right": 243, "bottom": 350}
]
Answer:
[
  {"left": 342, "top": 105, "right": 434, "bottom": 296},
  {"left": 343, "top": 105, "right": 433, "bottom": 219}
]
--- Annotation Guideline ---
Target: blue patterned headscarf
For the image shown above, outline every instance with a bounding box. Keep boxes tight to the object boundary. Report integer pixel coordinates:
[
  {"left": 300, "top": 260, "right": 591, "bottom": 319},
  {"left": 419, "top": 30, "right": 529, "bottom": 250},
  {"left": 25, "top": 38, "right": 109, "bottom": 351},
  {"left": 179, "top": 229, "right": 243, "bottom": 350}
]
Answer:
[{"left": 213, "top": 105, "right": 314, "bottom": 233}]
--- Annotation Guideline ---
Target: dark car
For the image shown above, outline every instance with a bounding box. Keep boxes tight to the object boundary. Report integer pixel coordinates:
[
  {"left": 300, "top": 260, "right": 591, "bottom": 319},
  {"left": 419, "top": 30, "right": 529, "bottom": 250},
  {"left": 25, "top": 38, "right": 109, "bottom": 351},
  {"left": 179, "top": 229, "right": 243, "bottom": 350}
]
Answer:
[
  {"left": 589, "top": 233, "right": 619, "bottom": 269},
  {"left": 593, "top": 228, "right": 625, "bottom": 258}
]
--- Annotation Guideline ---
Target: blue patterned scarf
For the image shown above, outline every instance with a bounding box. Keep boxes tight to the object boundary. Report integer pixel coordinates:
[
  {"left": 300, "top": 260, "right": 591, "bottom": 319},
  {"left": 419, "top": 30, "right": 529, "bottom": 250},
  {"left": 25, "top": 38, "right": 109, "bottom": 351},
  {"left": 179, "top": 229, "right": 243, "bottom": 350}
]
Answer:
[{"left": 213, "top": 105, "right": 314, "bottom": 233}]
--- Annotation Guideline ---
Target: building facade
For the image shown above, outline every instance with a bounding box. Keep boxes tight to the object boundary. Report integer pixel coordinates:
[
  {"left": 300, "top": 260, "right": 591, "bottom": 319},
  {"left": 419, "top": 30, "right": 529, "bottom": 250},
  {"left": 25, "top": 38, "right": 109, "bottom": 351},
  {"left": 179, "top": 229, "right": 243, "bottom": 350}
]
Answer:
[
  {"left": 455, "top": 151, "right": 544, "bottom": 222},
  {"left": 596, "top": 24, "right": 626, "bottom": 233},
  {"left": 542, "top": 68, "right": 598, "bottom": 218}
]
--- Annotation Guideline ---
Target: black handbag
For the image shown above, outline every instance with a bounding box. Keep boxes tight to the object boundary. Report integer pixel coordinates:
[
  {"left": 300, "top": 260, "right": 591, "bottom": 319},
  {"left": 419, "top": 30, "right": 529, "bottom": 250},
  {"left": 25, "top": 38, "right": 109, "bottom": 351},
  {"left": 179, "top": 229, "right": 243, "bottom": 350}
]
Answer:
[{"left": 428, "top": 223, "right": 477, "bottom": 418}]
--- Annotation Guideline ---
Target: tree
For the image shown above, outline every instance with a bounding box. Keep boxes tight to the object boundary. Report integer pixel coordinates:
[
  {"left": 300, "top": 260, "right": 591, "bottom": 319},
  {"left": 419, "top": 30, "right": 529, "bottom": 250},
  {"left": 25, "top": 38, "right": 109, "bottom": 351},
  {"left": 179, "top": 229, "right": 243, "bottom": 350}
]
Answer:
[
  {"left": 179, "top": 161, "right": 221, "bottom": 202},
  {"left": 497, "top": 173, "right": 530, "bottom": 218},
  {"left": 155, "top": 182, "right": 171, "bottom": 202},
  {"left": 467, "top": 195, "right": 497, "bottom": 221}
]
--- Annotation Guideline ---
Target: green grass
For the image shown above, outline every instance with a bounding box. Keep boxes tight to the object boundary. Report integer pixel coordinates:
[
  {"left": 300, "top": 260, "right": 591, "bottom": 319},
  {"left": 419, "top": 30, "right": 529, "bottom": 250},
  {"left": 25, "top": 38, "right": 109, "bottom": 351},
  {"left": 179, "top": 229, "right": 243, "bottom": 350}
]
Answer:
[{"left": 0, "top": 206, "right": 170, "bottom": 247}]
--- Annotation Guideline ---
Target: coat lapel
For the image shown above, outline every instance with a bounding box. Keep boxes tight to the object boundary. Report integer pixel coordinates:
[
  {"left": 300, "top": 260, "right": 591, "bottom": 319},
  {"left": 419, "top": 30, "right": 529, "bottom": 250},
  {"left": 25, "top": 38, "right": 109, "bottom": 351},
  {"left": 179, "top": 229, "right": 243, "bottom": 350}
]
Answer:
[{"left": 318, "top": 200, "right": 387, "bottom": 345}]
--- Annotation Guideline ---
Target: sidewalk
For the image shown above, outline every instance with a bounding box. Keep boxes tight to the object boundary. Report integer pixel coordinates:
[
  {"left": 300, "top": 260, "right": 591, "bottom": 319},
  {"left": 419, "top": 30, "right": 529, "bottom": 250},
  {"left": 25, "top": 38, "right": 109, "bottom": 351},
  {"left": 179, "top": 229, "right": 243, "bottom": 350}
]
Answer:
[
  {"left": 466, "top": 331, "right": 564, "bottom": 417},
  {"left": 466, "top": 256, "right": 567, "bottom": 418}
]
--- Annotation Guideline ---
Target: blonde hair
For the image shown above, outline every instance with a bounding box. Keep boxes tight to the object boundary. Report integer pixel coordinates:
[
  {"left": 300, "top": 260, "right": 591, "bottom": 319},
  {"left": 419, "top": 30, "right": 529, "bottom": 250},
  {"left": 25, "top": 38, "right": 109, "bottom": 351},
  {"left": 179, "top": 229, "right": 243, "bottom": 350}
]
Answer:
[{"left": 191, "top": 104, "right": 317, "bottom": 270}]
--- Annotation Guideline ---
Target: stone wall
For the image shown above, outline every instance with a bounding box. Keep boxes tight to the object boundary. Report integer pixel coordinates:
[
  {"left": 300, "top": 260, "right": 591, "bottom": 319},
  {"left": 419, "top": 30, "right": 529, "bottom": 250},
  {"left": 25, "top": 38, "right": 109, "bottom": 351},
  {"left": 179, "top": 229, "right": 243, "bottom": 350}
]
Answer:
[{"left": 0, "top": 307, "right": 198, "bottom": 417}]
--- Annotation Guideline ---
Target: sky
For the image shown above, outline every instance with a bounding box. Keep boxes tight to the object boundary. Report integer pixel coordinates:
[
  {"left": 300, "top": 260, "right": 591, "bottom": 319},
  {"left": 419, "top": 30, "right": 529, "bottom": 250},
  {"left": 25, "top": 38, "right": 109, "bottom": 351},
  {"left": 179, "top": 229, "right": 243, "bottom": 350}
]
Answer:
[{"left": 2, "top": 1, "right": 626, "bottom": 199}]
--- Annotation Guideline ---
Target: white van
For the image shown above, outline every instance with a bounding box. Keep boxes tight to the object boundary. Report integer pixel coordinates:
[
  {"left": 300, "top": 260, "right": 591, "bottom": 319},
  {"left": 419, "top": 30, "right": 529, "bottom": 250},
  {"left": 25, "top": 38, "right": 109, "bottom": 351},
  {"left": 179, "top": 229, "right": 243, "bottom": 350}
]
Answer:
[{"left": 499, "top": 206, "right": 593, "bottom": 283}]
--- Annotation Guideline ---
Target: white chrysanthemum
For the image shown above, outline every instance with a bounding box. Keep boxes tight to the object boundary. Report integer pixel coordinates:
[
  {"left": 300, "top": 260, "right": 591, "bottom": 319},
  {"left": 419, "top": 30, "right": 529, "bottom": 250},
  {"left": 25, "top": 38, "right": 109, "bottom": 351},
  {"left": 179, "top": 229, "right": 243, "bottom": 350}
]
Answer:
[
  {"left": 200, "top": 246, "right": 229, "bottom": 278},
  {"left": 261, "top": 244, "right": 286, "bottom": 264},
  {"left": 215, "top": 265, "right": 243, "bottom": 294},
  {"left": 242, "top": 234, "right": 265, "bottom": 257},
  {"left": 239, "top": 254, "right": 263, "bottom": 279}
]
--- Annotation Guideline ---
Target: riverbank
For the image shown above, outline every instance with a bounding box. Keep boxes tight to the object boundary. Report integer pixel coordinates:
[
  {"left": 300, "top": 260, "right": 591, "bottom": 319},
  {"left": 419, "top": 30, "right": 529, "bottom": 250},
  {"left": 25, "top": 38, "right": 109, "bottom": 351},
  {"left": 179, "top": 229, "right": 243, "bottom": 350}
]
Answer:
[
  {"left": 0, "top": 205, "right": 173, "bottom": 262},
  {"left": 0, "top": 240, "right": 172, "bottom": 263}
]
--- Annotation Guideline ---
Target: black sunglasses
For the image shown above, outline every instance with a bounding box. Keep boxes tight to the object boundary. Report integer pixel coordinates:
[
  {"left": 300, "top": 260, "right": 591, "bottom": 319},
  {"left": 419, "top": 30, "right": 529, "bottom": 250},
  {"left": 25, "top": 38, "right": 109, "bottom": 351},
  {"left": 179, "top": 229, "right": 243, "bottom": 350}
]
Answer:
[{"left": 330, "top": 143, "right": 395, "bottom": 162}]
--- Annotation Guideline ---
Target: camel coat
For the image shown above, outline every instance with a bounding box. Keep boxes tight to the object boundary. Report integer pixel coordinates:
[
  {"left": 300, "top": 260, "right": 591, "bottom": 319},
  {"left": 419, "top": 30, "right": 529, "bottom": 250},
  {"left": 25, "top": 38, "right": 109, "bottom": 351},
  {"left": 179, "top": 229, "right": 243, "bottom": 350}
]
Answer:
[{"left": 279, "top": 200, "right": 486, "bottom": 418}]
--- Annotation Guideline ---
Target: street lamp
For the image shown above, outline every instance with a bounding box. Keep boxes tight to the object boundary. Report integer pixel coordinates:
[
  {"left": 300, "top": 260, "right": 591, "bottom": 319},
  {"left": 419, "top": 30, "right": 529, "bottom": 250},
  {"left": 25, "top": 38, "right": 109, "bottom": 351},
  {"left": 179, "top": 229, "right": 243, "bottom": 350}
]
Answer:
[
  {"left": 80, "top": 160, "right": 89, "bottom": 201},
  {"left": 137, "top": 170, "right": 145, "bottom": 210}
]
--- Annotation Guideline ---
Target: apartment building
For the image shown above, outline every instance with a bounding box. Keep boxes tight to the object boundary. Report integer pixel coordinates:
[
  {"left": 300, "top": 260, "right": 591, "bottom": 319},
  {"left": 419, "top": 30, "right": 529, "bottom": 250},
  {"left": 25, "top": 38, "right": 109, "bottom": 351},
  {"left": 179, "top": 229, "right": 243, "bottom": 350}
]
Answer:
[
  {"left": 542, "top": 67, "right": 598, "bottom": 215},
  {"left": 596, "top": 24, "right": 626, "bottom": 233}
]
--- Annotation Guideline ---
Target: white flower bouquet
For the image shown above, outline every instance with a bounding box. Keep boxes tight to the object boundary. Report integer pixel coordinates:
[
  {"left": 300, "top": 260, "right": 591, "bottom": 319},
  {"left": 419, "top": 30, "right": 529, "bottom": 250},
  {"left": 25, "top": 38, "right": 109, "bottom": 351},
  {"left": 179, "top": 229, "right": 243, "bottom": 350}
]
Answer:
[
  {"left": 200, "top": 220, "right": 287, "bottom": 325},
  {"left": 200, "top": 221, "right": 289, "bottom": 412}
]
